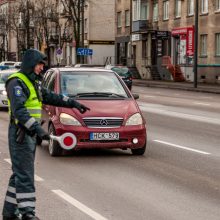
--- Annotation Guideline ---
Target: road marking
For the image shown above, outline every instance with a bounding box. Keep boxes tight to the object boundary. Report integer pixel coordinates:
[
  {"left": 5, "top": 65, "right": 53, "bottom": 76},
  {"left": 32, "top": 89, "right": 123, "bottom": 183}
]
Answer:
[
  {"left": 141, "top": 95, "right": 155, "bottom": 98},
  {"left": 153, "top": 140, "right": 211, "bottom": 155},
  {"left": 139, "top": 102, "right": 220, "bottom": 125},
  {"left": 52, "top": 189, "right": 108, "bottom": 220},
  {"left": 194, "top": 102, "right": 210, "bottom": 106},
  {"left": 4, "top": 159, "right": 44, "bottom": 182}
]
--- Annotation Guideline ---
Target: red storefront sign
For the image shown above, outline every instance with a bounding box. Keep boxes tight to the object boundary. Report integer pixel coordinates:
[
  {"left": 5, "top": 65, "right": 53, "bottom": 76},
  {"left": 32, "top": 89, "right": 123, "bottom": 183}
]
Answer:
[{"left": 172, "top": 27, "right": 194, "bottom": 56}]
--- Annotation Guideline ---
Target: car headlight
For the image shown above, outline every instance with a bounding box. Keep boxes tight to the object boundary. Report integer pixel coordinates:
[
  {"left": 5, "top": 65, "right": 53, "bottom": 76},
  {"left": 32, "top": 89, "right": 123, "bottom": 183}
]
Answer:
[
  {"left": 0, "top": 90, "right": 7, "bottom": 96},
  {"left": 126, "top": 113, "right": 143, "bottom": 126},
  {"left": 60, "top": 113, "right": 82, "bottom": 126}
]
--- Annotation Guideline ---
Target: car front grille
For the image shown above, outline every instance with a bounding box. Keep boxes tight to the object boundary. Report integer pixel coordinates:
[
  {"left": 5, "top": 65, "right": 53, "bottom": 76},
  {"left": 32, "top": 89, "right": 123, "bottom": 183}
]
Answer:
[{"left": 83, "top": 117, "right": 124, "bottom": 128}]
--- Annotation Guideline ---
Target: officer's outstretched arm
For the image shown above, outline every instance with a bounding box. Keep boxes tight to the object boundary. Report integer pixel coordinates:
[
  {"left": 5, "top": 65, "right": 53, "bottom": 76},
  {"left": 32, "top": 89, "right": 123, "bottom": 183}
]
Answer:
[{"left": 41, "top": 87, "right": 90, "bottom": 114}]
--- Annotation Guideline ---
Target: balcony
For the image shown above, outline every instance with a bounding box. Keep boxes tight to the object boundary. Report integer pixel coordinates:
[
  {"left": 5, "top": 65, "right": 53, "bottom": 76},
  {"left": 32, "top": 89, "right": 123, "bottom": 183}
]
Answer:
[{"left": 132, "top": 20, "right": 152, "bottom": 33}]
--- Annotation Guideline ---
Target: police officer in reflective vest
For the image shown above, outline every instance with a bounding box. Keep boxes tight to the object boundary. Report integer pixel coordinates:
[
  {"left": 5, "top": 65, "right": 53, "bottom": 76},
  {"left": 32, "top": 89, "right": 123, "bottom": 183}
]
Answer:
[{"left": 2, "top": 49, "right": 90, "bottom": 220}]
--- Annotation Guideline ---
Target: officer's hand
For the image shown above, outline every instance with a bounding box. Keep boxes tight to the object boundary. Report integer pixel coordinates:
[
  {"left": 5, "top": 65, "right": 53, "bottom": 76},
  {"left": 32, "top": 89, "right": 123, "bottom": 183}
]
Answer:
[
  {"left": 35, "top": 125, "right": 50, "bottom": 141},
  {"left": 76, "top": 103, "right": 90, "bottom": 114}
]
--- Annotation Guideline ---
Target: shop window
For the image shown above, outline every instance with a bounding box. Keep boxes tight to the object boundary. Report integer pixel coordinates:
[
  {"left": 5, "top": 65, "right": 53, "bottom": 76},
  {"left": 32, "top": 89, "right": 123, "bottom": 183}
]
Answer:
[
  {"left": 216, "top": 0, "right": 220, "bottom": 11},
  {"left": 188, "top": 0, "right": 194, "bottom": 16},
  {"left": 175, "top": 0, "right": 181, "bottom": 18},
  {"left": 201, "top": 0, "right": 208, "bottom": 14},
  {"left": 200, "top": 34, "right": 207, "bottom": 56},
  {"left": 163, "top": 1, "right": 169, "bottom": 20},
  {"left": 117, "top": 12, "right": 122, "bottom": 28},
  {"left": 215, "top": 33, "right": 220, "bottom": 56},
  {"left": 153, "top": 2, "right": 158, "bottom": 21},
  {"left": 125, "top": 10, "right": 130, "bottom": 27}
]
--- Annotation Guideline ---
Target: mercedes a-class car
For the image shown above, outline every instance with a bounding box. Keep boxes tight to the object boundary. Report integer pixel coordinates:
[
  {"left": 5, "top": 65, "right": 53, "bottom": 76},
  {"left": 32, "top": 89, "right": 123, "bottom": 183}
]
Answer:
[{"left": 41, "top": 68, "right": 147, "bottom": 156}]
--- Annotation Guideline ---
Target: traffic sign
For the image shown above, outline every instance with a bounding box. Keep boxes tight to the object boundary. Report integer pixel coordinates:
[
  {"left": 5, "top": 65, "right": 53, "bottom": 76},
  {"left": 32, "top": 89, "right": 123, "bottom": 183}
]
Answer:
[
  {"left": 56, "top": 48, "right": 62, "bottom": 55},
  {"left": 77, "top": 48, "right": 93, "bottom": 56}
]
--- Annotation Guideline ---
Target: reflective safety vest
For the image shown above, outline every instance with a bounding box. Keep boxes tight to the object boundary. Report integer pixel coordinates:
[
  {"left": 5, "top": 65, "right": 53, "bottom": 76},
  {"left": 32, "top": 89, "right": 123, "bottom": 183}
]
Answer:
[{"left": 7, "top": 72, "right": 42, "bottom": 123}]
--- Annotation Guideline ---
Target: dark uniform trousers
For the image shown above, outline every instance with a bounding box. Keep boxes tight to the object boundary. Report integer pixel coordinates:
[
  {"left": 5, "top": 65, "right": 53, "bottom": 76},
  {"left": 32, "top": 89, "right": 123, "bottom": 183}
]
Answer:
[{"left": 2, "top": 123, "right": 36, "bottom": 217}]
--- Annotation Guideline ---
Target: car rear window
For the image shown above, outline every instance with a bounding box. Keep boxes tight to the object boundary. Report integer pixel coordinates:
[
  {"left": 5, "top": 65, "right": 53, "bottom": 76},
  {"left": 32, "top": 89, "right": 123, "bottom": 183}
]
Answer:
[
  {"left": 111, "top": 67, "right": 131, "bottom": 77},
  {"left": 60, "top": 71, "right": 128, "bottom": 97},
  {"left": 5, "top": 62, "right": 15, "bottom": 66}
]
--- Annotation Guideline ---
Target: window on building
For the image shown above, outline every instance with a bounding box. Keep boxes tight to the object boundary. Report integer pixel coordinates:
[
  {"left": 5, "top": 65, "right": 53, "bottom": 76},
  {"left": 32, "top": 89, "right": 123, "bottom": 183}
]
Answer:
[
  {"left": 175, "top": 0, "right": 181, "bottom": 18},
  {"left": 132, "top": 0, "right": 139, "bottom": 21},
  {"left": 140, "top": 1, "right": 149, "bottom": 20},
  {"left": 153, "top": 2, "right": 158, "bottom": 21},
  {"left": 216, "top": 33, "right": 220, "bottom": 56},
  {"left": 125, "top": 10, "right": 130, "bottom": 26},
  {"left": 201, "top": 0, "right": 208, "bottom": 14},
  {"left": 216, "top": 0, "right": 220, "bottom": 11},
  {"left": 200, "top": 34, "right": 207, "bottom": 56},
  {"left": 117, "top": 12, "right": 122, "bottom": 28},
  {"left": 188, "top": 0, "right": 194, "bottom": 15},
  {"left": 163, "top": 1, "right": 169, "bottom": 20}
]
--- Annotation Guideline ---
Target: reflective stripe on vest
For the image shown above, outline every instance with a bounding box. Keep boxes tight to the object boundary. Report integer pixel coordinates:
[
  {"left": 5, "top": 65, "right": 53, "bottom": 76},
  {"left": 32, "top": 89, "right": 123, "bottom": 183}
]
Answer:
[{"left": 7, "top": 72, "right": 42, "bottom": 123}]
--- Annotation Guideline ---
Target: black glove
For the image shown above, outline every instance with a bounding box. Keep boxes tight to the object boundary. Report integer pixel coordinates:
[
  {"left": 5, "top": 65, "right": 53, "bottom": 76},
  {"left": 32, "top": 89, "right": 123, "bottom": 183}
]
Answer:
[
  {"left": 75, "top": 102, "right": 90, "bottom": 114},
  {"left": 35, "top": 124, "right": 50, "bottom": 141}
]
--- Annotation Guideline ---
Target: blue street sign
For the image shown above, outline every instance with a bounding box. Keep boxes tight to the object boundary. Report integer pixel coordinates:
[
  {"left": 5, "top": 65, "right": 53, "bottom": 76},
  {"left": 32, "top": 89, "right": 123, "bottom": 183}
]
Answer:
[
  {"left": 56, "top": 48, "right": 62, "bottom": 55},
  {"left": 77, "top": 48, "right": 93, "bottom": 56}
]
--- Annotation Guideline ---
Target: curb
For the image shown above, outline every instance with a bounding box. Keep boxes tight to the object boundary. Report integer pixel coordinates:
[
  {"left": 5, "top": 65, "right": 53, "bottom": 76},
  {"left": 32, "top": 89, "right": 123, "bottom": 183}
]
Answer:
[{"left": 133, "top": 82, "right": 220, "bottom": 95}]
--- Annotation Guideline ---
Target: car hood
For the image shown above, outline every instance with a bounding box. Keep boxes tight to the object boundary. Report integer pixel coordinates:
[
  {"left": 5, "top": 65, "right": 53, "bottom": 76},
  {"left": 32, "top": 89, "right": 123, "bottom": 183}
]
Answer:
[{"left": 59, "top": 99, "right": 140, "bottom": 119}]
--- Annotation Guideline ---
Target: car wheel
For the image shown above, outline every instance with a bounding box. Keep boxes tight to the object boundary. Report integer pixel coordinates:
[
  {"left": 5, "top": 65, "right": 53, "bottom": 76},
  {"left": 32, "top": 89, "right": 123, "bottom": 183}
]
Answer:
[
  {"left": 131, "top": 144, "right": 146, "bottom": 156},
  {"left": 48, "top": 124, "right": 63, "bottom": 157},
  {"left": 36, "top": 136, "right": 42, "bottom": 146}
]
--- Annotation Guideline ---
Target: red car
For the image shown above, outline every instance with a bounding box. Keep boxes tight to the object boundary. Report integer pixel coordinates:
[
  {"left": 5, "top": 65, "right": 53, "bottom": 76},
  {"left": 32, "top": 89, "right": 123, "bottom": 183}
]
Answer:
[{"left": 41, "top": 68, "right": 147, "bottom": 156}]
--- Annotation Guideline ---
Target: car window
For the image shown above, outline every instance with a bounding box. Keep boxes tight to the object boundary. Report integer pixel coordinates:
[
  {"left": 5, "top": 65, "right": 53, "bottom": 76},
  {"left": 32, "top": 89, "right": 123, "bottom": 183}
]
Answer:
[
  {"left": 42, "top": 71, "right": 53, "bottom": 88},
  {"left": 5, "top": 62, "right": 15, "bottom": 66},
  {"left": 60, "top": 71, "right": 128, "bottom": 97},
  {"left": 47, "top": 73, "right": 56, "bottom": 91},
  {"left": 0, "top": 73, "right": 11, "bottom": 84}
]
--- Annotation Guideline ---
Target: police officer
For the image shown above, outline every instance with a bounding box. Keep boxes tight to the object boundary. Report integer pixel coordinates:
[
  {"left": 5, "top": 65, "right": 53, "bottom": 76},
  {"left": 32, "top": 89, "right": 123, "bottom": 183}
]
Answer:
[{"left": 2, "top": 49, "right": 90, "bottom": 220}]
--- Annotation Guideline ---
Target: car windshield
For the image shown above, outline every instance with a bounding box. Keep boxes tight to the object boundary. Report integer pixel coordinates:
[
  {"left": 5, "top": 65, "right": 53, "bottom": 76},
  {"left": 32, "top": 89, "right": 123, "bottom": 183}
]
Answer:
[
  {"left": 111, "top": 67, "right": 131, "bottom": 77},
  {"left": 60, "top": 71, "right": 129, "bottom": 98},
  {"left": 0, "top": 73, "right": 11, "bottom": 84}
]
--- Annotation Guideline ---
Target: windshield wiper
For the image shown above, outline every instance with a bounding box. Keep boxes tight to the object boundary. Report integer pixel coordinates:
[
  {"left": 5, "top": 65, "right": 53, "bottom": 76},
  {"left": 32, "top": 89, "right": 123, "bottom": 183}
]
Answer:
[{"left": 75, "top": 92, "right": 126, "bottom": 98}]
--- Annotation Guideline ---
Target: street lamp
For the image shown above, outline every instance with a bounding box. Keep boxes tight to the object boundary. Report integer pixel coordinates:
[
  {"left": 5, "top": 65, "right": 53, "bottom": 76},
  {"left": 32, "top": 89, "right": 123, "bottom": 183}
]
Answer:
[{"left": 193, "top": 0, "right": 199, "bottom": 88}]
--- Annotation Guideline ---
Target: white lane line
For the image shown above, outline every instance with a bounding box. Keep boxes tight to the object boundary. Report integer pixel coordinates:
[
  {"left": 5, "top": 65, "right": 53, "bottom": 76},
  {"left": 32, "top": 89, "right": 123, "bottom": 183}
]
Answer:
[
  {"left": 194, "top": 102, "right": 211, "bottom": 106},
  {"left": 141, "top": 95, "right": 155, "bottom": 98},
  {"left": 139, "top": 103, "right": 220, "bottom": 126},
  {"left": 52, "top": 189, "right": 108, "bottom": 220},
  {"left": 4, "top": 158, "right": 44, "bottom": 182},
  {"left": 153, "top": 140, "right": 211, "bottom": 155}
]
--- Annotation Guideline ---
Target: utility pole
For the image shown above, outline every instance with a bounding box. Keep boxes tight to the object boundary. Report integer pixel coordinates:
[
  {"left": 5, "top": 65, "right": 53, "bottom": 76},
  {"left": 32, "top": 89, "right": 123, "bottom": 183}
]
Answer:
[
  {"left": 193, "top": 0, "right": 199, "bottom": 88},
  {"left": 26, "top": 0, "right": 30, "bottom": 49}
]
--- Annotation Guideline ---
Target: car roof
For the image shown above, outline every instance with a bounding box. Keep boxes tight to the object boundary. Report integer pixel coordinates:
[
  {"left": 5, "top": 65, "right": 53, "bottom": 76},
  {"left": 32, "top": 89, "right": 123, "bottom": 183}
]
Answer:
[
  {"left": 52, "top": 67, "right": 114, "bottom": 73},
  {"left": 0, "top": 69, "right": 17, "bottom": 74}
]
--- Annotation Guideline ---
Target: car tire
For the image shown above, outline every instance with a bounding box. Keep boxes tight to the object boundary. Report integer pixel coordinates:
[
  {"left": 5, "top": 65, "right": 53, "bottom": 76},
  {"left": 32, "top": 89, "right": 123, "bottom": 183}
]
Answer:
[
  {"left": 48, "top": 124, "right": 63, "bottom": 157},
  {"left": 131, "top": 144, "right": 146, "bottom": 156}
]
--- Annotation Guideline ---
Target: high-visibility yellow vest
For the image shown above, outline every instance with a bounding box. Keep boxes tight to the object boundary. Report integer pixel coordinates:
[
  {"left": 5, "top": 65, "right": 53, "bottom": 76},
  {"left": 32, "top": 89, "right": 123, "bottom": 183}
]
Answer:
[{"left": 7, "top": 72, "right": 42, "bottom": 123}]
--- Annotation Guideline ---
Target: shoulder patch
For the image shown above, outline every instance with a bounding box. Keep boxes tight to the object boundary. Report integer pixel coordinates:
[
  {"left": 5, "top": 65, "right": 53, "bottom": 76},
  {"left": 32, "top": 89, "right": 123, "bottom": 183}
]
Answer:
[{"left": 14, "top": 86, "right": 23, "bottom": 97}]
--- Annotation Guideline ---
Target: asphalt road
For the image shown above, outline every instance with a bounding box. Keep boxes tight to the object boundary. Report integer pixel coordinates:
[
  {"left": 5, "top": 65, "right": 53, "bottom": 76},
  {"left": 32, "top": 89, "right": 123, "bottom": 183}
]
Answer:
[{"left": 0, "top": 86, "right": 220, "bottom": 220}]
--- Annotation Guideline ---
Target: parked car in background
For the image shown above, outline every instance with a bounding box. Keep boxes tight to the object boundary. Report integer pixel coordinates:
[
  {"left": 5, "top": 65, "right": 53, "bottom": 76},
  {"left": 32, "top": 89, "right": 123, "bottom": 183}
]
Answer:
[
  {"left": 41, "top": 67, "right": 146, "bottom": 156},
  {"left": 0, "top": 65, "right": 10, "bottom": 71},
  {"left": 0, "top": 61, "right": 16, "bottom": 69},
  {"left": 0, "top": 69, "right": 16, "bottom": 108},
  {"left": 13, "top": 62, "right": 22, "bottom": 69},
  {"left": 105, "top": 65, "right": 133, "bottom": 90}
]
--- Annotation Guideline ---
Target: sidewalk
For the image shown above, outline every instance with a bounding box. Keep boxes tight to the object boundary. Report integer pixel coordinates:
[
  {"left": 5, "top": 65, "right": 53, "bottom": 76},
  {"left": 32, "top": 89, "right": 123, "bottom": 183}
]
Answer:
[{"left": 133, "top": 79, "right": 220, "bottom": 94}]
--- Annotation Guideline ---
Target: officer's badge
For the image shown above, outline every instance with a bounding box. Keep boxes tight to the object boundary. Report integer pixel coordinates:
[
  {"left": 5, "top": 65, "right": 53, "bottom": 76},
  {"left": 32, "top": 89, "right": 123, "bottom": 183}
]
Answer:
[{"left": 14, "top": 86, "right": 23, "bottom": 97}]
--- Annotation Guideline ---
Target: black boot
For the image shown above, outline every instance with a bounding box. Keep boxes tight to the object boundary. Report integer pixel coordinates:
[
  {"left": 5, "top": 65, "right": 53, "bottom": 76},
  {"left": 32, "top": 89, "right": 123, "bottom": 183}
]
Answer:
[
  {"left": 22, "top": 216, "right": 40, "bottom": 220},
  {"left": 2, "top": 216, "right": 21, "bottom": 220}
]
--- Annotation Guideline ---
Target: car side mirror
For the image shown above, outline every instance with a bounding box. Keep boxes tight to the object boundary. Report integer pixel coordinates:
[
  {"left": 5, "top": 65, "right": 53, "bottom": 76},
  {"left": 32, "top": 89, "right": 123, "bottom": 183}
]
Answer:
[{"left": 132, "top": 93, "right": 139, "bottom": 100}]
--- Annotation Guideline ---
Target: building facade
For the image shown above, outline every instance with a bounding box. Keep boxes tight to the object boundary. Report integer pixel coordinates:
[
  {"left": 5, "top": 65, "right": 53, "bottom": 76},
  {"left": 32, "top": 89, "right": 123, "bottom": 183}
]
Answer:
[
  {"left": 84, "top": 0, "right": 115, "bottom": 65},
  {"left": 130, "top": 0, "right": 220, "bottom": 83}
]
